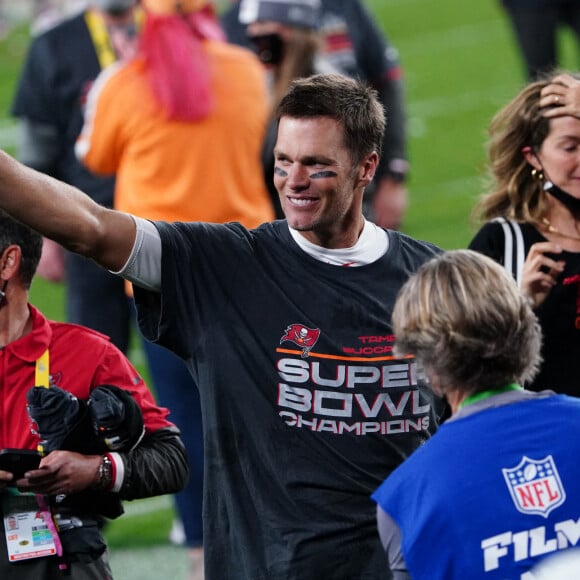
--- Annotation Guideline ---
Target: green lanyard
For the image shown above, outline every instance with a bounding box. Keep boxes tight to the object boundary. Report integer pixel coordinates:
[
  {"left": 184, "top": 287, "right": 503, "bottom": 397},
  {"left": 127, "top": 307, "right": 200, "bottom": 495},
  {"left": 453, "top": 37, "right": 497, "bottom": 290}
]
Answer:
[{"left": 458, "top": 383, "right": 523, "bottom": 410}]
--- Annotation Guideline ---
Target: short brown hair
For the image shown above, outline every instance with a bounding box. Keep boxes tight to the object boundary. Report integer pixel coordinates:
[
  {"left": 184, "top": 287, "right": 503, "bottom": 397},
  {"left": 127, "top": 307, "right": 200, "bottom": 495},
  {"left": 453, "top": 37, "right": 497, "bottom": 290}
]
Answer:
[{"left": 276, "top": 73, "right": 385, "bottom": 165}]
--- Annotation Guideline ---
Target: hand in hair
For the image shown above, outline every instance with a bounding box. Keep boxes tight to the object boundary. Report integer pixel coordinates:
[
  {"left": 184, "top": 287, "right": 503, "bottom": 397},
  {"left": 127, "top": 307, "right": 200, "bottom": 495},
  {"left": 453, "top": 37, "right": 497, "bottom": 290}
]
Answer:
[{"left": 540, "top": 73, "right": 580, "bottom": 119}]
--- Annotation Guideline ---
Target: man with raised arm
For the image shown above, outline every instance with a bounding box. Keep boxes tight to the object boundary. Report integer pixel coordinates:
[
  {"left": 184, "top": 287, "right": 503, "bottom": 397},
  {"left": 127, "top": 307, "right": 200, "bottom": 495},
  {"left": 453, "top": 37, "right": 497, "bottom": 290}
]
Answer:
[{"left": 0, "top": 73, "right": 444, "bottom": 579}]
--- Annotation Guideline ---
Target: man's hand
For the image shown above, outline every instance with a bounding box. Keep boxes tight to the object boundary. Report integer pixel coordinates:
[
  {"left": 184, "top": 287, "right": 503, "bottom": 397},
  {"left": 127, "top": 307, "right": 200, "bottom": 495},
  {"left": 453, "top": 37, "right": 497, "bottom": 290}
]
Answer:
[
  {"left": 16, "top": 451, "right": 101, "bottom": 496},
  {"left": 540, "top": 74, "right": 580, "bottom": 119},
  {"left": 520, "top": 241, "right": 565, "bottom": 308},
  {"left": 372, "top": 177, "right": 408, "bottom": 230},
  {"left": 0, "top": 469, "right": 13, "bottom": 492}
]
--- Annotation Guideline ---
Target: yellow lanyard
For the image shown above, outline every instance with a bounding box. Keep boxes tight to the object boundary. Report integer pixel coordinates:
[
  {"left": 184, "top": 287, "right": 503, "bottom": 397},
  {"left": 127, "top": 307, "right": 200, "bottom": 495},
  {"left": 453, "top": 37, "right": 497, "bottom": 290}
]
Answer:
[
  {"left": 84, "top": 8, "right": 144, "bottom": 70},
  {"left": 34, "top": 349, "right": 50, "bottom": 454},
  {"left": 85, "top": 9, "right": 117, "bottom": 69},
  {"left": 35, "top": 349, "right": 50, "bottom": 388}
]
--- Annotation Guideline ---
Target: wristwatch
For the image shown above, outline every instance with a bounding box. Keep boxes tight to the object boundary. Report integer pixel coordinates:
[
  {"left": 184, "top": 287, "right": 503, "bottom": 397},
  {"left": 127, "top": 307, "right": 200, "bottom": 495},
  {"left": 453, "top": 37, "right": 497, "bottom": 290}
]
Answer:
[{"left": 94, "top": 454, "right": 113, "bottom": 491}]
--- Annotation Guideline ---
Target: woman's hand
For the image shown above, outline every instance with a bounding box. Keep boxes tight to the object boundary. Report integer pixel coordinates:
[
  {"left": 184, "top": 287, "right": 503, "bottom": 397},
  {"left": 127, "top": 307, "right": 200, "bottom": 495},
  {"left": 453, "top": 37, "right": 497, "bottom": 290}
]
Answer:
[
  {"left": 540, "top": 74, "right": 580, "bottom": 119},
  {"left": 520, "top": 241, "right": 565, "bottom": 308}
]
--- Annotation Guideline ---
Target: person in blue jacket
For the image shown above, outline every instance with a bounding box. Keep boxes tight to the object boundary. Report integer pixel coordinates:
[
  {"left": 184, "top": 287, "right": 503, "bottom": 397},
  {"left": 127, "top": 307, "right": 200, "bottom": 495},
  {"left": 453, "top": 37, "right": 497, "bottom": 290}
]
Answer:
[{"left": 373, "top": 249, "right": 580, "bottom": 579}]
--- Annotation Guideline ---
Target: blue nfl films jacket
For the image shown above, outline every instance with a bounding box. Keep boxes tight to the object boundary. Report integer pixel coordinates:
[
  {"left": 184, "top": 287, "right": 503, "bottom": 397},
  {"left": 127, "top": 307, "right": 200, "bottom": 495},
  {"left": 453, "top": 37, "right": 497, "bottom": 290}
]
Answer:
[{"left": 373, "top": 395, "right": 580, "bottom": 579}]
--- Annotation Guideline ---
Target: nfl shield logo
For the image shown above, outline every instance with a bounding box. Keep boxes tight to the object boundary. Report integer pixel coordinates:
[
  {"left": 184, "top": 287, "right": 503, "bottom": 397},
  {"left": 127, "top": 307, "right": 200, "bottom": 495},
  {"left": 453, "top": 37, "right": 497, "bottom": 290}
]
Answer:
[{"left": 502, "top": 455, "right": 566, "bottom": 518}]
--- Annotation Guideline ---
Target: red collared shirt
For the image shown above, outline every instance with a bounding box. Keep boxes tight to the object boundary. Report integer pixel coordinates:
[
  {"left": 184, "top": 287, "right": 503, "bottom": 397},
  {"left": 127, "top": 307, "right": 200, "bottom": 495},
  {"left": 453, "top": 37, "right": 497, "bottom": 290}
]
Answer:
[{"left": 0, "top": 305, "right": 171, "bottom": 449}]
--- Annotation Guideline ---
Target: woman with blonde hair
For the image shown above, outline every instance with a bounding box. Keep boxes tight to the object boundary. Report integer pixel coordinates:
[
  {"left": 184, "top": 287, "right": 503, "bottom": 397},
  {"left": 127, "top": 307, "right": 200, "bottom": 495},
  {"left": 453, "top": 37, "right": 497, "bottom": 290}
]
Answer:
[
  {"left": 373, "top": 249, "right": 580, "bottom": 579},
  {"left": 469, "top": 71, "right": 580, "bottom": 397}
]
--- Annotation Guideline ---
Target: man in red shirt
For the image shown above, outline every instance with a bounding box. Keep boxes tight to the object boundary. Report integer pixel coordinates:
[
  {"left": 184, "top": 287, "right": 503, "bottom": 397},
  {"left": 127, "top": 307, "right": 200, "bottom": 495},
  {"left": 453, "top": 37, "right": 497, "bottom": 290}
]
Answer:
[{"left": 0, "top": 210, "right": 189, "bottom": 579}]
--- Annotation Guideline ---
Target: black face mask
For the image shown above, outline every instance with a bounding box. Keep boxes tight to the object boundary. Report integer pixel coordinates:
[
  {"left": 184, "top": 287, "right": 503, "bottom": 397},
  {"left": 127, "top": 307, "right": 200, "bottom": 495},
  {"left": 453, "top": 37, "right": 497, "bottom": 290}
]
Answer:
[
  {"left": 248, "top": 33, "right": 285, "bottom": 65},
  {"left": 543, "top": 180, "right": 580, "bottom": 214}
]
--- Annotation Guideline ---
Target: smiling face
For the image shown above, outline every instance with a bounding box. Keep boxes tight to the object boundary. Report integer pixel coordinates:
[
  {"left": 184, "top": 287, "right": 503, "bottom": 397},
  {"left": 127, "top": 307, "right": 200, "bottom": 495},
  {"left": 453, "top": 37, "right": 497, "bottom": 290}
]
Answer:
[
  {"left": 273, "top": 116, "right": 377, "bottom": 248},
  {"left": 535, "top": 116, "right": 580, "bottom": 198}
]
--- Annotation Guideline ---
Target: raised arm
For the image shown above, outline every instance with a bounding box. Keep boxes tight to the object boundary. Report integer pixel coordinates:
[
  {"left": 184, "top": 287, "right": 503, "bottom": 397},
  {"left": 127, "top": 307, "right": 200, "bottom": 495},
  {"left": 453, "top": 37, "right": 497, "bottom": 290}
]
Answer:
[{"left": 0, "top": 150, "right": 135, "bottom": 272}]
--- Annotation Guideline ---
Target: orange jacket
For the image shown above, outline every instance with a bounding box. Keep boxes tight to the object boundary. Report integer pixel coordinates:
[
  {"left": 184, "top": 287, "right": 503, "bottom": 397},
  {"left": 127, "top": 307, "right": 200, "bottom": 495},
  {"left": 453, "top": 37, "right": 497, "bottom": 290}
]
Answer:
[{"left": 77, "top": 39, "right": 275, "bottom": 227}]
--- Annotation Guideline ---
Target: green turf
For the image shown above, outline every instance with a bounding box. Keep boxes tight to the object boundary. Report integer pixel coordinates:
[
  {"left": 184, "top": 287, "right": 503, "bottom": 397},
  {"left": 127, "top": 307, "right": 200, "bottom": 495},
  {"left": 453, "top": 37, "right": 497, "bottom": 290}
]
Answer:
[
  {"left": 0, "top": 0, "right": 579, "bottom": 561},
  {"left": 106, "top": 497, "right": 174, "bottom": 548},
  {"left": 367, "top": 0, "right": 578, "bottom": 248}
]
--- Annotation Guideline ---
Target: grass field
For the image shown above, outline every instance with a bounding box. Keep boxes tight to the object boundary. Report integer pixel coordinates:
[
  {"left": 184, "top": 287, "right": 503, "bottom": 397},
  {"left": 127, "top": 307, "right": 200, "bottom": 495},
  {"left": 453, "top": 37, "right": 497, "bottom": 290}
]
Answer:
[
  {"left": 370, "top": 0, "right": 577, "bottom": 249},
  {"left": 0, "top": 1, "right": 578, "bottom": 578}
]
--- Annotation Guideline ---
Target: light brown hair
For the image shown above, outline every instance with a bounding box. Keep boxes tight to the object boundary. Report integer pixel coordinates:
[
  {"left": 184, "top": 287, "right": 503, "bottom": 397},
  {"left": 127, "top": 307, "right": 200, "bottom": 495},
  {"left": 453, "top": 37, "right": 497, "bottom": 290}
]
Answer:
[
  {"left": 472, "top": 71, "right": 580, "bottom": 226},
  {"left": 392, "top": 250, "right": 541, "bottom": 394}
]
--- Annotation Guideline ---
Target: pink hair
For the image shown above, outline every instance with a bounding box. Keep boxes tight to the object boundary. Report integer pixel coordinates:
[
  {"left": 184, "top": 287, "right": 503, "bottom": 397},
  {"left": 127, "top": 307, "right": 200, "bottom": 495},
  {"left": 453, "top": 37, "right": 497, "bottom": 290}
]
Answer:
[{"left": 139, "top": 5, "right": 225, "bottom": 121}]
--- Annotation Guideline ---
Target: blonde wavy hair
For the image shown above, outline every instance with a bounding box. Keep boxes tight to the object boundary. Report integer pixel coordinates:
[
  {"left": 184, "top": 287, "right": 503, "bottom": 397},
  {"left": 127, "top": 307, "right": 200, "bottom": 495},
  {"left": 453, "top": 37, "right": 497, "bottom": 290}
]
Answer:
[
  {"left": 472, "top": 71, "right": 580, "bottom": 227},
  {"left": 392, "top": 250, "right": 542, "bottom": 395}
]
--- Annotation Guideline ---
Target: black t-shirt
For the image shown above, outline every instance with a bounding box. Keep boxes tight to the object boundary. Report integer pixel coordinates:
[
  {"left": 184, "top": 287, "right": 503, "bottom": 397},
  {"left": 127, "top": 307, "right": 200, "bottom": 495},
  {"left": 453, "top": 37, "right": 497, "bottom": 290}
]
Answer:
[
  {"left": 11, "top": 12, "right": 115, "bottom": 206},
  {"left": 135, "top": 220, "right": 443, "bottom": 580},
  {"left": 470, "top": 220, "right": 580, "bottom": 396}
]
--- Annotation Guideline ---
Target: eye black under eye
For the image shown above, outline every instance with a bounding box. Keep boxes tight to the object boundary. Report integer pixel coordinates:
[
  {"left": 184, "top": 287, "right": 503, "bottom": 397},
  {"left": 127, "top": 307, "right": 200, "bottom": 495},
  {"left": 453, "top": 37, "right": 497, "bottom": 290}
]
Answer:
[{"left": 310, "top": 170, "right": 337, "bottom": 179}]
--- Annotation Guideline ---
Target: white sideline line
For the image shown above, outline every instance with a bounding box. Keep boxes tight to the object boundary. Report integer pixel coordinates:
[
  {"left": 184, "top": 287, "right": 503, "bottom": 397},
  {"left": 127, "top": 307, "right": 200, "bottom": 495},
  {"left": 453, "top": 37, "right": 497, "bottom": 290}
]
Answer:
[
  {"left": 413, "top": 175, "right": 482, "bottom": 198},
  {"left": 399, "top": 21, "right": 507, "bottom": 56},
  {"left": 408, "top": 84, "right": 516, "bottom": 118}
]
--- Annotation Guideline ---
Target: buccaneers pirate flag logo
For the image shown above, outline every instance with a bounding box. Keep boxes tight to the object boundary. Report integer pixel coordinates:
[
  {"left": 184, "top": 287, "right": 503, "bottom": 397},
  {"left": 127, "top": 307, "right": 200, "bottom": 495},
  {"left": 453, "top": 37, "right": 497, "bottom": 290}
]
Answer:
[{"left": 280, "top": 324, "right": 320, "bottom": 358}]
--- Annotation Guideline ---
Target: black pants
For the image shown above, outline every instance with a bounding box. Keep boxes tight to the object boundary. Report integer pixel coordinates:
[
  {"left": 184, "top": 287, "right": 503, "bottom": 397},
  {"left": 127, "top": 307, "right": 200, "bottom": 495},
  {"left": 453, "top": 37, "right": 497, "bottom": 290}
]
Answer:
[
  {"left": 65, "top": 252, "right": 131, "bottom": 354},
  {"left": 0, "top": 556, "right": 113, "bottom": 580},
  {"left": 503, "top": 0, "right": 580, "bottom": 79}
]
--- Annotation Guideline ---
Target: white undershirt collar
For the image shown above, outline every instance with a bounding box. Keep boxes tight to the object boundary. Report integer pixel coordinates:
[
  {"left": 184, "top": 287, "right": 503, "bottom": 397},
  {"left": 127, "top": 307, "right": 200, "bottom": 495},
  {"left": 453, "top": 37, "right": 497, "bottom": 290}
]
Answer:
[{"left": 288, "top": 220, "right": 389, "bottom": 266}]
